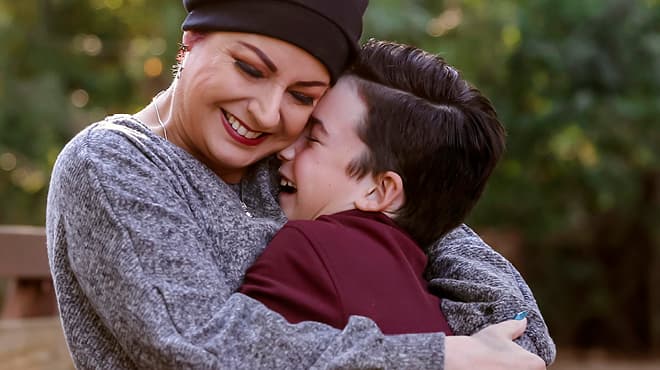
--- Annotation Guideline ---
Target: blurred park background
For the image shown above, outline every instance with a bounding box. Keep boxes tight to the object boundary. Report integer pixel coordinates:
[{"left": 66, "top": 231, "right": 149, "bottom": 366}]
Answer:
[{"left": 0, "top": 0, "right": 659, "bottom": 368}]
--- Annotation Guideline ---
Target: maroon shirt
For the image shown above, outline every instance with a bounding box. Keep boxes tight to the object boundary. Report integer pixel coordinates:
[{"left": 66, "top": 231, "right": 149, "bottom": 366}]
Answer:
[{"left": 240, "top": 209, "right": 453, "bottom": 335}]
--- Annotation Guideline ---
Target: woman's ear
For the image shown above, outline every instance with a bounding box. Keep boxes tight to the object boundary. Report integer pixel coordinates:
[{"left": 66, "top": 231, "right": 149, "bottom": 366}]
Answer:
[
  {"left": 182, "top": 30, "right": 207, "bottom": 51},
  {"left": 354, "top": 171, "right": 405, "bottom": 214},
  {"left": 181, "top": 31, "right": 196, "bottom": 50}
]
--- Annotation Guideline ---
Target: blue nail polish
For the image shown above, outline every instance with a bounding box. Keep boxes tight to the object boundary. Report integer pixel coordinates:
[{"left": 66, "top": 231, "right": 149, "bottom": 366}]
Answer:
[{"left": 514, "top": 311, "right": 528, "bottom": 320}]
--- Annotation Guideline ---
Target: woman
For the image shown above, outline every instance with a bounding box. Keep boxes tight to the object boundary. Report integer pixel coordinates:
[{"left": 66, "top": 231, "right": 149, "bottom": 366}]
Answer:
[{"left": 46, "top": 0, "right": 551, "bottom": 369}]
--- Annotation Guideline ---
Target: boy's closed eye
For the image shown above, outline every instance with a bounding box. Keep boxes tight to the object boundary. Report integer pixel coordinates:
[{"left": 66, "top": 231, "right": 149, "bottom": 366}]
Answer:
[
  {"left": 305, "top": 134, "right": 321, "bottom": 144},
  {"left": 305, "top": 116, "right": 328, "bottom": 144}
]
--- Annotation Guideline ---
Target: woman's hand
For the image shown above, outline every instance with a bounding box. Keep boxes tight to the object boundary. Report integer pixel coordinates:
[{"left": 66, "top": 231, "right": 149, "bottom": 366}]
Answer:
[{"left": 444, "top": 318, "right": 546, "bottom": 370}]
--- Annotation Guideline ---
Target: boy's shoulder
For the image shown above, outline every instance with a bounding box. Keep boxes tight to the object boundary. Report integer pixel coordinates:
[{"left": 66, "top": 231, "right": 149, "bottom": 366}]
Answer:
[
  {"left": 280, "top": 214, "right": 348, "bottom": 244},
  {"left": 283, "top": 210, "right": 388, "bottom": 237},
  {"left": 281, "top": 210, "right": 420, "bottom": 259}
]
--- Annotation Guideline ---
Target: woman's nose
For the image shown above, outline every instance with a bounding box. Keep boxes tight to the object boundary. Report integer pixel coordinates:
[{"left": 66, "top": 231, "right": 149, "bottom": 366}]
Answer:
[{"left": 248, "top": 86, "right": 283, "bottom": 130}]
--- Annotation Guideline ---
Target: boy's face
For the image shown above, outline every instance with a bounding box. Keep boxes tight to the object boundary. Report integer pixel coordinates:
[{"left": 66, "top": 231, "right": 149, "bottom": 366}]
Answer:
[{"left": 278, "top": 78, "right": 374, "bottom": 220}]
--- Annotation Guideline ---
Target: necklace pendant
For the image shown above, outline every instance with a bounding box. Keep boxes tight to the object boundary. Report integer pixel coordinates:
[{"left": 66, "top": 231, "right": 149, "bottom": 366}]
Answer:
[{"left": 240, "top": 201, "right": 252, "bottom": 218}]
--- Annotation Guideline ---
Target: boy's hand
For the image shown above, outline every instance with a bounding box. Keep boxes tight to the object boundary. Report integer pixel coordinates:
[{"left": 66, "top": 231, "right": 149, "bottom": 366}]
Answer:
[{"left": 444, "top": 318, "right": 546, "bottom": 370}]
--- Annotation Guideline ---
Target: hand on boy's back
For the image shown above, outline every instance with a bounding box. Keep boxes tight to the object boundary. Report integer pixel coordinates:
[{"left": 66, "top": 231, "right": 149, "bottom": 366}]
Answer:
[{"left": 444, "top": 318, "right": 546, "bottom": 370}]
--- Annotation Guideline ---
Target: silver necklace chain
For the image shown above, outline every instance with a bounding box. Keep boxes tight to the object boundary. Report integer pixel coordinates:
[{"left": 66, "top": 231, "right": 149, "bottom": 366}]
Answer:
[
  {"left": 152, "top": 91, "right": 251, "bottom": 218},
  {"left": 238, "top": 184, "right": 252, "bottom": 218},
  {"left": 152, "top": 92, "right": 169, "bottom": 140}
]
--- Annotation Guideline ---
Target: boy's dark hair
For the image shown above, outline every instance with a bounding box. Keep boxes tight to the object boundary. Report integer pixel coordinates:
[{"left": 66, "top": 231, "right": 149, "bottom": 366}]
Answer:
[{"left": 345, "top": 39, "right": 506, "bottom": 247}]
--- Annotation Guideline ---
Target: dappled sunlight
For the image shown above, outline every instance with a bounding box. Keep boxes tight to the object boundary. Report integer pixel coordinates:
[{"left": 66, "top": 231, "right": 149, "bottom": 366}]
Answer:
[{"left": 549, "top": 125, "right": 600, "bottom": 167}]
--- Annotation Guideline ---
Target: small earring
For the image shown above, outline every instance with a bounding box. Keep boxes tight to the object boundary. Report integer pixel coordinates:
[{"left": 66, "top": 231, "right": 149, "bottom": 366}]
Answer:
[{"left": 173, "top": 43, "right": 189, "bottom": 79}]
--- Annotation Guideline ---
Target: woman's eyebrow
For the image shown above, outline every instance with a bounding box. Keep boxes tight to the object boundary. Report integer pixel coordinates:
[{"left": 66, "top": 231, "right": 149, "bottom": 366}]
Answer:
[
  {"left": 293, "top": 81, "right": 328, "bottom": 88},
  {"left": 238, "top": 41, "right": 328, "bottom": 87},
  {"left": 238, "top": 41, "right": 277, "bottom": 72}
]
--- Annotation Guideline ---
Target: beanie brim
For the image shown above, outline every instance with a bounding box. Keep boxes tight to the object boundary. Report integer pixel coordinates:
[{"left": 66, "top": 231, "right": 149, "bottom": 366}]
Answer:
[{"left": 182, "top": 1, "right": 359, "bottom": 83}]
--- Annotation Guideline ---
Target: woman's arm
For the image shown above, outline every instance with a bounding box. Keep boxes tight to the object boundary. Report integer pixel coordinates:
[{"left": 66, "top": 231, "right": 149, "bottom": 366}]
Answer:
[
  {"left": 47, "top": 123, "right": 443, "bottom": 369},
  {"left": 426, "top": 225, "right": 557, "bottom": 365}
]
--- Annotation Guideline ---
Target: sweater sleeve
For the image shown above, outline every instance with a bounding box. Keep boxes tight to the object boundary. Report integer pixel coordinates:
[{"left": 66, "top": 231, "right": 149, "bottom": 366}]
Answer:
[
  {"left": 239, "top": 226, "right": 346, "bottom": 328},
  {"left": 47, "top": 126, "right": 445, "bottom": 369},
  {"left": 425, "top": 225, "right": 557, "bottom": 365}
]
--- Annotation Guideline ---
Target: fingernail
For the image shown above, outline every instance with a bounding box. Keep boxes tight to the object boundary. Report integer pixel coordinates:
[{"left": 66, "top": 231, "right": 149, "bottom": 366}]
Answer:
[{"left": 514, "top": 311, "right": 528, "bottom": 320}]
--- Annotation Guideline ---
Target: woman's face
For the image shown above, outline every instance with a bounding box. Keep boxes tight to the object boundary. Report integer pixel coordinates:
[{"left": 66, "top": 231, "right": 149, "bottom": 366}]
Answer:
[{"left": 172, "top": 32, "right": 330, "bottom": 183}]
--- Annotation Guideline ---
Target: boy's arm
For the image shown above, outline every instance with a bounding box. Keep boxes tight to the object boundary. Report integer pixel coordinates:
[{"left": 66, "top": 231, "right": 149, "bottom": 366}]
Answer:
[{"left": 425, "top": 224, "right": 556, "bottom": 365}]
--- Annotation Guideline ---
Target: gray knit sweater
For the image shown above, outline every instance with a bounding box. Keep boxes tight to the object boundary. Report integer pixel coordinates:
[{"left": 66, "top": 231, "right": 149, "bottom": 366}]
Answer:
[{"left": 46, "top": 115, "right": 555, "bottom": 369}]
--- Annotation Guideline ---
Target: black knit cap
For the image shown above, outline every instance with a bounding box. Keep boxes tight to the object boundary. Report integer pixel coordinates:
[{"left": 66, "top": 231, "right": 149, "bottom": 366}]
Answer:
[{"left": 182, "top": 0, "right": 368, "bottom": 83}]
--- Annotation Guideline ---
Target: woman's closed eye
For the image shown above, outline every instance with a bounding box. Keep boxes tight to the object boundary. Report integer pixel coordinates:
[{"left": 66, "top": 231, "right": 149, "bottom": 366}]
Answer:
[
  {"left": 235, "top": 59, "right": 315, "bottom": 106},
  {"left": 234, "top": 59, "right": 264, "bottom": 78},
  {"left": 290, "top": 91, "right": 314, "bottom": 106}
]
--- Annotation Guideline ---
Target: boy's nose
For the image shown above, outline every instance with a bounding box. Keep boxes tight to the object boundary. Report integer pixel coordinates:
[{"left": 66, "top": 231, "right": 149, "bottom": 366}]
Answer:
[
  {"left": 277, "top": 135, "right": 305, "bottom": 161},
  {"left": 277, "top": 143, "right": 295, "bottom": 162}
]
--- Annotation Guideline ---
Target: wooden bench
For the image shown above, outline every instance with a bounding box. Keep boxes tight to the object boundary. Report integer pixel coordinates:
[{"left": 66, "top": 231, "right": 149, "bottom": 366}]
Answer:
[{"left": 0, "top": 225, "right": 57, "bottom": 319}]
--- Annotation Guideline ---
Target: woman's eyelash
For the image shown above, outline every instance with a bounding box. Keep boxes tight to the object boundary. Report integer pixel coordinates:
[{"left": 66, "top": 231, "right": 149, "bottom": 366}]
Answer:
[
  {"left": 234, "top": 59, "right": 263, "bottom": 78},
  {"left": 234, "top": 59, "right": 314, "bottom": 106},
  {"left": 290, "top": 91, "right": 314, "bottom": 106}
]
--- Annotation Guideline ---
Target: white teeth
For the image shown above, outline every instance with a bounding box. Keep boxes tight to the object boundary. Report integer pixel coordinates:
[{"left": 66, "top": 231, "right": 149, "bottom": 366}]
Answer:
[
  {"left": 229, "top": 116, "right": 240, "bottom": 129},
  {"left": 279, "top": 178, "right": 297, "bottom": 189},
  {"left": 224, "top": 111, "right": 262, "bottom": 140}
]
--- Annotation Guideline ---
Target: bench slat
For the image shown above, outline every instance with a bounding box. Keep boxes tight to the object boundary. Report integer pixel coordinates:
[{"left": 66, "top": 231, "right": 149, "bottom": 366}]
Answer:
[{"left": 0, "top": 226, "right": 50, "bottom": 279}]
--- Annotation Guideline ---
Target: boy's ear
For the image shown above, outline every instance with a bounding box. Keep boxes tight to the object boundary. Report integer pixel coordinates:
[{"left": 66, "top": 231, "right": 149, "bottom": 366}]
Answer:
[{"left": 354, "top": 171, "right": 405, "bottom": 214}]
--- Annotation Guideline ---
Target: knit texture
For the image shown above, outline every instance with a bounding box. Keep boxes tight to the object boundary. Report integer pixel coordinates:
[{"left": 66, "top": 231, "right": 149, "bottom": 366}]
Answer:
[{"left": 46, "top": 115, "right": 554, "bottom": 369}]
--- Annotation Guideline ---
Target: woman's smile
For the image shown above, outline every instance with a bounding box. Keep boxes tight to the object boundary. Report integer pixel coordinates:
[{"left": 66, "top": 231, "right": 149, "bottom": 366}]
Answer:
[{"left": 221, "top": 109, "right": 268, "bottom": 146}]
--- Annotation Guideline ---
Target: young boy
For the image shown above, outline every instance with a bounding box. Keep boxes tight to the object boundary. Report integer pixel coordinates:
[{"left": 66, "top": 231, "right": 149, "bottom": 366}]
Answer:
[{"left": 240, "top": 39, "right": 505, "bottom": 335}]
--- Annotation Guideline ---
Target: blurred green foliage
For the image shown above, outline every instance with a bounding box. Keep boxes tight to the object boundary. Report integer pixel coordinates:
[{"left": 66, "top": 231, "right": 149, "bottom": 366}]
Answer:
[{"left": 1, "top": 0, "right": 658, "bottom": 353}]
